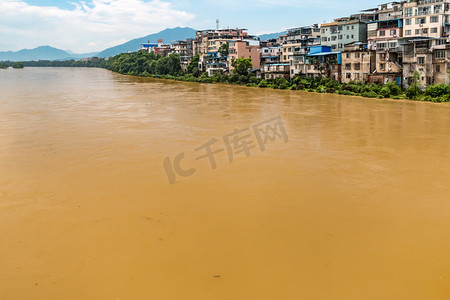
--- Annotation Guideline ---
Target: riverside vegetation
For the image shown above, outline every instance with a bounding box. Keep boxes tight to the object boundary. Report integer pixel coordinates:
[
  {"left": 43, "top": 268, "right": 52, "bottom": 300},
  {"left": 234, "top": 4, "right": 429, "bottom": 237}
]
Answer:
[{"left": 3, "top": 51, "right": 450, "bottom": 102}]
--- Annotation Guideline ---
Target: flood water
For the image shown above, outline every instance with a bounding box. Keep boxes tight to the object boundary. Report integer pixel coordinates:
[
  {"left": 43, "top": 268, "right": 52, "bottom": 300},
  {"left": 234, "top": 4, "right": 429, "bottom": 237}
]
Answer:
[{"left": 1, "top": 67, "right": 449, "bottom": 299}]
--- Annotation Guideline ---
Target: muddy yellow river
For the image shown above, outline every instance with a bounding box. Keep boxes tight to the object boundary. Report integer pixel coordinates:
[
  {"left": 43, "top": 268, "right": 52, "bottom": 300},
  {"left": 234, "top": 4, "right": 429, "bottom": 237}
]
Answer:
[{"left": 0, "top": 67, "right": 449, "bottom": 299}]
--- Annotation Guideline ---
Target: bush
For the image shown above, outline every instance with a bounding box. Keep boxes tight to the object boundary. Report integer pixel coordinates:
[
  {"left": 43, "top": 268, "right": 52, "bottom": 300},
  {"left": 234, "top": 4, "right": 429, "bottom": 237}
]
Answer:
[
  {"left": 258, "top": 79, "right": 268, "bottom": 88},
  {"left": 385, "top": 82, "right": 401, "bottom": 96},
  {"left": 406, "top": 85, "right": 422, "bottom": 100},
  {"left": 425, "top": 84, "right": 449, "bottom": 98},
  {"left": 362, "top": 91, "right": 379, "bottom": 98},
  {"left": 238, "top": 75, "right": 249, "bottom": 84},
  {"left": 379, "top": 86, "right": 391, "bottom": 98}
]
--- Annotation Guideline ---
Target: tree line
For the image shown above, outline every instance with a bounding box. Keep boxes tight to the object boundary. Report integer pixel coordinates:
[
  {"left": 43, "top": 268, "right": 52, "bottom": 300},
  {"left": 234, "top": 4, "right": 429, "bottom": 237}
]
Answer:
[{"left": 2, "top": 51, "right": 450, "bottom": 102}]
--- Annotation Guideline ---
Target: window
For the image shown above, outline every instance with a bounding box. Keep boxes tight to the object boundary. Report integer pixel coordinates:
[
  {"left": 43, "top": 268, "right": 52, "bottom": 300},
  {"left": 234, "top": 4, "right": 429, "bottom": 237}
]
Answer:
[
  {"left": 351, "top": 35, "right": 354, "bottom": 39},
  {"left": 418, "top": 57, "right": 425, "bottom": 64},
  {"left": 406, "top": 30, "right": 412, "bottom": 35},
  {"left": 431, "top": 28, "right": 438, "bottom": 33},
  {"left": 378, "top": 43, "right": 387, "bottom": 50},
  {"left": 435, "top": 50, "right": 446, "bottom": 59},
  {"left": 416, "top": 17, "right": 426, "bottom": 24},
  {"left": 347, "top": 26, "right": 350, "bottom": 30},
  {"left": 379, "top": 30, "right": 386, "bottom": 36},
  {"left": 331, "top": 36, "right": 337, "bottom": 41},
  {"left": 415, "top": 29, "right": 421, "bottom": 34},
  {"left": 322, "top": 37, "right": 327, "bottom": 42},
  {"left": 322, "top": 29, "right": 326, "bottom": 33},
  {"left": 338, "top": 25, "right": 343, "bottom": 31},
  {"left": 347, "top": 35, "right": 350, "bottom": 39},
  {"left": 436, "top": 65, "right": 441, "bottom": 73},
  {"left": 338, "top": 44, "right": 343, "bottom": 49},
  {"left": 405, "top": 7, "right": 412, "bottom": 17},
  {"left": 338, "top": 35, "right": 343, "bottom": 40},
  {"left": 434, "top": 4, "right": 442, "bottom": 13},
  {"left": 390, "top": 29, "right": 396, "bottom": 36},
  {"left": 355, "top": 53, "right": 360, "bottom": 59},
  {"left": 389, "top": 42, "right": 397, "bottom": 48},
  {"left": 431, "top": 16, "right": 438, "bottom": 23},
  {"left": 345, "top": 63, "right": 351, "bottom": 69},
  {"left": 346, "top": 73, "right": 351, "bottom": 79},
  {"left": 436, "top": 39, "right": 445, "bottom": 46},
  {"left": 405, "top": 19, "right": 411, "bottom": 25},
  {"left": 351, "top": 26, "right": 354, "bottom": 30},
  {"left": 423, "top": 28, "right": 428, "bottom": 34},
  {"left": 346, "top": 53, "right": 351, "bottom": 58},
  {"left": 379, "top": 63, "right": 386, "bottom": 70}
]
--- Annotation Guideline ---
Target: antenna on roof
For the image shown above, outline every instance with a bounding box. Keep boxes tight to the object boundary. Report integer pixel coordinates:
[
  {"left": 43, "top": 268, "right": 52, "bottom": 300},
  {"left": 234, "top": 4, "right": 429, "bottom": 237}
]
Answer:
[{"left": 216, "top": 19, "right": 219, "bottom": 30}]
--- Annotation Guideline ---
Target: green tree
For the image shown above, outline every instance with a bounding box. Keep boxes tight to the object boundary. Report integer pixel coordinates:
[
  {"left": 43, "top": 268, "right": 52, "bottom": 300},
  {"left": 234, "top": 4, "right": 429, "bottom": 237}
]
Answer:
[
  {"left": 187, "top": 54, "right": 200, "bottom": 74},
  {"left": 0, "top": 62, "right": 8, "bottom": 69},
  {"left": 218, "top": 42, "right": 229, "bottom": 57},
  {"left": 406, "top": 71, "right": 422, "bottom": 100},
  {"left": 231, "top": 57, "right": 253, "bottom": 76},
  {"left": 12, "top": 62, "right": 24, "bottom": 69}
]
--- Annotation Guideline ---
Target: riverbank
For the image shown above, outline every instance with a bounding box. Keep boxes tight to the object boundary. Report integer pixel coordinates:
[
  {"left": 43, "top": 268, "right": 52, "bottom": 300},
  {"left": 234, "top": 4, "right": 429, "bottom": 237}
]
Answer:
[
  {"left": 103, "top": 52, "right": 450, "bottom": 103},
  {"left": 5, "top": 51, "right": 450, "bottom": 103},
  {"left": 131, "top": 73, "right": 450, "bottom": 103}
]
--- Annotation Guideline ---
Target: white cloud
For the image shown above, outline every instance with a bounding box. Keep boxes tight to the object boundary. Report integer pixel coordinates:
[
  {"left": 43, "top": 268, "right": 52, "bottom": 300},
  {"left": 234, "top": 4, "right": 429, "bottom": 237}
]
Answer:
[{"left": 0, "top": 0, "right": 195, "bottom": 52}]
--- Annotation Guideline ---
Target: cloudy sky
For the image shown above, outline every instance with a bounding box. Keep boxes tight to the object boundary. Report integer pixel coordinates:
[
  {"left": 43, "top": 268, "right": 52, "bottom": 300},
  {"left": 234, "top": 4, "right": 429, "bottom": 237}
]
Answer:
[{"left": 0, "top": 0, "right": 383, "bottom": 53}]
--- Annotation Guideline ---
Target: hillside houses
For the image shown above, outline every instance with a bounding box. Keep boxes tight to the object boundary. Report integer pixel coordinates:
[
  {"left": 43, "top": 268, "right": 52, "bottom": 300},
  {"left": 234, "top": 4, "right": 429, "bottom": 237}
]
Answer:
[{"left": 140, "top": 0, "right": 450, "bottom": 87}]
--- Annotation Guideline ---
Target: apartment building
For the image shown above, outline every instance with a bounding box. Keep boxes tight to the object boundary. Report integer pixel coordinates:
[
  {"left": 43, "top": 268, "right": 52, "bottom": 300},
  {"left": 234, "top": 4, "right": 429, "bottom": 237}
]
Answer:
[
  {"left": 321, "top": 18, "right": 368, "bottom": 50},
  {"left": 261, "top": 63, "right": 290, "bottom": 80},
  {"left": 403, "top": 37, "right": 450, "bottom": 86},
  {"left": 228, "top": 39, "right": 261, "bottom": 71},
  {"left": 402, "top": 0, "right": 450, "bottom": 39},
  {"left": 367, "top": 2, "right": 407, "bottom": 50},
  {"left": 290, "top": 46, "right": 342, "bottom": 80},
  {"left": 193, "top": 28, "right": 249, "bottom": 56},
  {"left": 341, "top": 42, "right": 376, "bottom": 83},
  {"left": 260, "top": 46, "right": 282, "bottom": 65},
  {"left": 281, "top": 25, "right": 321, "bottom": 62}
]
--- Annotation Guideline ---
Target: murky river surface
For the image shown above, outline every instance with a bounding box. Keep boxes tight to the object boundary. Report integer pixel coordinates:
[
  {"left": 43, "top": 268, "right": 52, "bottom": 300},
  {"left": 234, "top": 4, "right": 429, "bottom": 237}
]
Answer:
[{"left": 1, "top": 67, "right": 449, "bottom": 299}]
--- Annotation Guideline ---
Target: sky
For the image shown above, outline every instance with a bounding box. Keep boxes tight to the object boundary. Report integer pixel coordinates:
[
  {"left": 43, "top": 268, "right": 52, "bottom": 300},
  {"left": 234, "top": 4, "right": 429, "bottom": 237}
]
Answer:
[{"left": 0, "top": 0, "right": 384, "bottom": 53}]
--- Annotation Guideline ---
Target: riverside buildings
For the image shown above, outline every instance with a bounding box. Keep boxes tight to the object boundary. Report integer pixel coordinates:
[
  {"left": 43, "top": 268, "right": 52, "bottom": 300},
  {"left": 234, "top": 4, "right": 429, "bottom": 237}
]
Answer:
[{"left": 140, "top": 0, "right": 450, "bottom": 87}]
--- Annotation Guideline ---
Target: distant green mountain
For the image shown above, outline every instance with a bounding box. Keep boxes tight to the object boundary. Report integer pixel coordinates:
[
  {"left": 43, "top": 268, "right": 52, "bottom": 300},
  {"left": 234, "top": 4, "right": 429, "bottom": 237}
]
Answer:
[
  {"left": 0, "top": 46, "right": 97, "bottom": 62},
  {"left": 259, "top": 31, "right": 285, "bottom": 41},
  {"left": 97, "top": 27, "right": 197, "bottom": 58}
]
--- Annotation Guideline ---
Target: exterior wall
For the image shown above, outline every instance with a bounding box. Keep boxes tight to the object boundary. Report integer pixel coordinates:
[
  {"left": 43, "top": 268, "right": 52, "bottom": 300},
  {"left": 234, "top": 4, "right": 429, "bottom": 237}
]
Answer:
[
  {"left": 377, "top": 1, "right": 405, "bottom": 21},
  {"left": 193, "top": 28, "right": 249, "bottom": 56},
  {"left": 261, "top": 64, "right": 290, "bottom": 80},
  {"left": 432, "top": 41, "right": 450, "bottom": 84},
  {"left": 321, "top": 20, "right": 368, "bottom": 51},
  {"left": 403, "top": 1, "right": 450, "bottom": 39},
  {"left": 281, "top": 42, "right": 303, "bottom": 62},
  {"left": 403, "top": 39, "right": 450, "bottom": 87},
  {"left": 372, "top": 49, "right": 403, "bottom": 84},
  {"left": 341, "top": 50, "right": 376, "bottom": 83},
  {"left": 229, "top": 40, "right": 261, "bottom": 70}
]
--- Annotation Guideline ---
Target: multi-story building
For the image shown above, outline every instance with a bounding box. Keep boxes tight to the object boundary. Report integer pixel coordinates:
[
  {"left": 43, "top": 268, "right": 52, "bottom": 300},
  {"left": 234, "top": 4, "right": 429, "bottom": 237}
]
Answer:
[
  {"left": 321, "top": 18, "right": 368, "bottom": 51},
  {"left": 290, "top": 46, "right": 342, "bottom": 81},
  {"left": 403, "top": 37, "right": 450, "bottom": 87},
  {"left": 193, "top": 28, "right": 249, "bottom": 56},
  {"left": 281, "top": 25, "right": 321, "bottom": 62},
  {"left": 228, "top": 39, "right": 261, "bottom": 71},
  {"left": 341, "top": 42, "right": 376, "bottom": 83},
  {"left": 402, "top": 0, "right": 450, "bottom": 39},
  {"left": 260, "top": 46, "right": 282, "bottom": 65},
  {"left": 261, "top": 63, "right": 290, "bottom": 80},
  {"left": 140, "top": 39, "right": 170, "bottom": 56}
]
